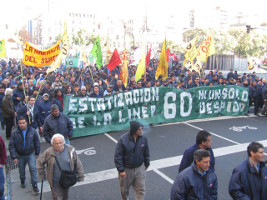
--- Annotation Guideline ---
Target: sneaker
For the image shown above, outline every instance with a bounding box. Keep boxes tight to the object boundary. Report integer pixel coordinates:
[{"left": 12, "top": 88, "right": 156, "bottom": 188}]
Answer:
[
  {"left": 21, "top": 181, "right": 25, "bottom": 188},
  {"left": 32, "top": 185, "right": 40, "bottom": 195}
]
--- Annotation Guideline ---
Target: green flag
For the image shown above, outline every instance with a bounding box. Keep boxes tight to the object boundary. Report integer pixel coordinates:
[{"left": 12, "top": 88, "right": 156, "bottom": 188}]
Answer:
[{"left": 90, "top": 36, "right": 103, "bottom": 69}]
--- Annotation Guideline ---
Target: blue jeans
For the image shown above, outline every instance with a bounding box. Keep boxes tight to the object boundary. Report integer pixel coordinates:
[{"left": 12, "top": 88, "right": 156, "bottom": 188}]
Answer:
[
  {"left": 0, "top": 166, "right": 5, "bottom": 200},
  {"left": 65, "top": 138, "right": 70, "bottom": 145},
  {"left": 0, "top": 110, "right": 4, "bottom": 128},
  {"left": 18, "top": 153, "right": 38, "bottom": 186}
]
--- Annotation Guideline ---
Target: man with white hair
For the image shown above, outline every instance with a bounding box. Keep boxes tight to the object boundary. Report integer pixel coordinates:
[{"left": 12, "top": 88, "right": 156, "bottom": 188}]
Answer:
[
  {"left": 37, "top": 134, "right": 84, "bottom": 200},
  {"left": 78, "top": 86, "right": 88, "bottom": 97},
  {"left": 2, "top": 88, "right": 16, "bottom": 139}
]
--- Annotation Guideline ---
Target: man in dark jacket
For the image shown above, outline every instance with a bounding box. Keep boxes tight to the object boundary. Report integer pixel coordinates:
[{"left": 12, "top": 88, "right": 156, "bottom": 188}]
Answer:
[
  {"left": 261, "top": 82, "right": 267, "bottom": 116},
  {"left": 229, "top": 142, "right": 267, "bottom": 200},
  {"left": 40, "top": 82, "right": 54, "bottom": 101},
  {"left": 179, "top": 130, "right": 215, "bottom": 173},
  {"left": 0, "top": 86, "right": 5, "bottom": 129},
  {"left": 0, "top": 135, "right": 7, "bottom": 200},
  {"left": 114, "top": 121, "right": 150, "bottom": 200},
  {"left": 16, "top": 96, "right": 41, "bottom": 130},
  {"left": 43, "top": 104, "right": 73, "bottom": 145},
  {"left": 89, "top": 84, "right": 103, "bottom": 98},
  {"left": 38, "top": 93, "right": 53, "bottom": 126},
  {"left": 9, "top": 117, "right": 40, "bottom": 195},
  {"left": 249, "top": 80, "right": 260, "bottom": 115},
  {"left": 171, "top": 149, "right": 218, "bottom": 200},
  {"left": 2, "top": 88, "right": 16, "bottom": 139},
  {"left": 12, "top": 82, "right": 24, "bottom": 108}
]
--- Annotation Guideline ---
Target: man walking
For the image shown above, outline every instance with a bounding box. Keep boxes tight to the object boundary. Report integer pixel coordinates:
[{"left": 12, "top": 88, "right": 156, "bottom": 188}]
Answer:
[
  {"left": 179, "top": 130, "right": 215, "bottom": 172},
  {"left": 171, "top": 149, "right": 218, "bottom": 200},
  {"left": 114, "top": 121, "right": 150, "bottom": 200},
  {"left": 37, "top": 134, "right": 84, "bottom": 200},
  {"left": 0, "top": 135, "right": 7, "bottom": 200},
  {"left": 229, "top": 142, "right": 267, "bottom": 200},
  {"left": 43, "top": 104, "right": 73, "bottom": 144},
  {"left": 9, "top": 116, "right": 40, "bottom": 195}
]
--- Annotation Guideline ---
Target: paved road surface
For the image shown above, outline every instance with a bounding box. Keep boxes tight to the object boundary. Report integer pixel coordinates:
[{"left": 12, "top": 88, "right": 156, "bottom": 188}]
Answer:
[{"left": 3, "top": 114, "right": 267, "bottom": 200}]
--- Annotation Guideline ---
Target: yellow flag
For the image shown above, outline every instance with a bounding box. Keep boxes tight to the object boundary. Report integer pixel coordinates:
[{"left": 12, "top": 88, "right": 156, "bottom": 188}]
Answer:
[
  {"left": 197, "top": 33, "right": 215, "bottom": 63},
  {"left": 135, "top": 49, "right": 146, "bottom": 82},
  {"left": 247, "top": 56, "right": 255, "bottom": 70},
  {"left": 46, "top": 22, "right": 68, "bottom": 74},
  {"left": 155, "top": 40, "right": 168, "bottom": 80},
  {"left": 0, "top": 40, "right": 6, "bottom": 57},
  {"left": 192, "top": 57, "right": 202, "bottom": 74},
  {"left": 23, "top": 41, "right": 61, "bottom": 67},
  {"left": 46, "top": 53, "right": 63, "bottom": 74},
  {"left": 183, "top": 36, "right": 198, "bottom": 66},
  {"left": 61, "top": 21, "right": 68, "bottom": 57},
  {"left": 119, "top": 50, "right": 128, "bottom": 87},
  {"left": 80, "top": 48, "right": 89, "bottom": 66}
]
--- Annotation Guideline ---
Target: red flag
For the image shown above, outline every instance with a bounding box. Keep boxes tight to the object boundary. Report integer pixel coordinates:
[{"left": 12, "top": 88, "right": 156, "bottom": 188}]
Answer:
[
  {"left": 145, "top": 46, "right": 151, "bottom": 67},
  {"left": 119, "top": 50, "right": 128, "bottom": 87},
  {"left": 107, "top": 48, "right": 121, "bottom": 71},
  {"left": 170, "top": 53, "right": 178, "bottom": 61},
  {"left": 166, "top": 48, "right": 170, "bottom": 62}
]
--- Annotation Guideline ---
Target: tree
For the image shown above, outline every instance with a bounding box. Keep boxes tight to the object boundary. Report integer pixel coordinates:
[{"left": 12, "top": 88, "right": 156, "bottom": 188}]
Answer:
[
  {"left": 71, "top": 29, "right": 97, "bottom": 46},
  {"left": 181, "top": 27, "right": 267, "bottom": 58},
  {"left": 158, "top": 40, "right": 179, "bottom": 52},
  {"left": 229, "top": 28, "right": 267, "bottom": 57}
]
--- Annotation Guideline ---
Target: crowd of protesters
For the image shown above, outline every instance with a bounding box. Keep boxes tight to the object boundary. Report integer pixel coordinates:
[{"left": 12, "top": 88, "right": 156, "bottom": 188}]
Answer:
[{"left": 0, "top": 57, "right": 267, "bottom": 139}]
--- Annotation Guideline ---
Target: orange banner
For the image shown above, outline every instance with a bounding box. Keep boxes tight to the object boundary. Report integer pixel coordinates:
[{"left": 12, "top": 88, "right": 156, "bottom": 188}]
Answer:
[{"left": 23, "top": 41, "right": 61, "bottom": 67}]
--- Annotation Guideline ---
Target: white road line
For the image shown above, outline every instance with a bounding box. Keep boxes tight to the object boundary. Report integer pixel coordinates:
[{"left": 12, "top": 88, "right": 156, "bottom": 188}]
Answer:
[
  {"left": 104, "top": 133, "right": 118, "bottom": 144},
  {"left": 153, "top": 169, "right": 174, "bottom": 184},
  {"left": 38, "top": 139, "right": 267, "bottom": 192},
  {"left": 153, "top": 115, "right": 255, "bottom": 128},
  {"left": 183, "top": 122, "right": 240, "bottom": 145}
]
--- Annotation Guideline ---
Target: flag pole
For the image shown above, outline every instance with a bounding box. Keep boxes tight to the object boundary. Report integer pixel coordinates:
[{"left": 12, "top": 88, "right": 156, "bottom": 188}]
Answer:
[{"left": 19, "top": 61, "right": 31, "bottom": 124}]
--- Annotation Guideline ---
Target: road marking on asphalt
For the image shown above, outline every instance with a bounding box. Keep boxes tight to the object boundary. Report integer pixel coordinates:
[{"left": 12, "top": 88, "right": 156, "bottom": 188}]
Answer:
[
  {"left": 76, "top": 147, "right": 96, "bottom": 156},
  {"left": 38, "top": 139, "right": 267, "bottom": 192},
  {"left": 229, "top": 125, "right": 258, "bottom": 132},
  {"left": 153, "top": 169, "right": 174, "bottom": 184},
  {"left": 184, "top": 122, "right": 240, "bottom": 145},
  {"left": 104, "top": 133, "right": 118, "bottom": 143},
  {"left": 153, "top": 115, "right": 255, "bottom": 128}
]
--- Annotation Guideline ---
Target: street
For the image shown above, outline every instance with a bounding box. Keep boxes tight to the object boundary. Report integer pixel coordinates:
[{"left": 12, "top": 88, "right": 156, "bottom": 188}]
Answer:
[{"left": 6, "top": 114, "right": 267, "bottom": 200}]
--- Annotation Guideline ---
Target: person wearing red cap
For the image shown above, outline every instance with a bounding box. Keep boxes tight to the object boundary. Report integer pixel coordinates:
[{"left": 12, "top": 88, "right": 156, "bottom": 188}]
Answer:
[{"left": 114, "top": 121, "right": 150, "bottom": 200}]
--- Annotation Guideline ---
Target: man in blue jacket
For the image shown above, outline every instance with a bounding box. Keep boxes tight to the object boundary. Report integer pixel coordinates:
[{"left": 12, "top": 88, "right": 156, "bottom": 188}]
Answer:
[
  {"left": 12, "top": 82, "right": 24, "bottom": 109},
  {"left": 16, "top": 96, "right": 41, "bottom": 131},
  {"left": 9, "top": 116, "right": 40, "bottom": 195},
  {"left": 171, "top": 149, "right": 218, "bottom": 200},
  {"left": 43, "top": 104, "right": 73, "bottom": 144},
  {"left": 114, "top": 121, "right": 150, "bottom": 200},
  {"left": 38, "top": 93, "right": 52, "bottom": 126},
  {"left": 179, "top": 130, "right": 215, "bottom": 173},
  {"left": 229, "top": 142, "right": 267, "bottom": 200}
]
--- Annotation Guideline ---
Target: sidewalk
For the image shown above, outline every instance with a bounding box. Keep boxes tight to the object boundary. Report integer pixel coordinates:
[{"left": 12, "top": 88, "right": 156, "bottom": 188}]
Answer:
[{"left": 1, "top": 129, "right": 49, "bottom": 200}]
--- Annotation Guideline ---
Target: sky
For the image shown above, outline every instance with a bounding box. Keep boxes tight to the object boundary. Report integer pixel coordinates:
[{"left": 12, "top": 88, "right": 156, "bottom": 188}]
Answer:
[{"left": 0, "top": 0, "right": 266, "bottom": 33}]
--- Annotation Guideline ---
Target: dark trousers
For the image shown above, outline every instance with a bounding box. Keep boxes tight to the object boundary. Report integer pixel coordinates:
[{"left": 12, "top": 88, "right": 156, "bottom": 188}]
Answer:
[
  {"left": 4, "top": 117, "right": 14, "bottom": 139},
  {"left": 0, "top": 110, "right": 4, "bottom": 128},
  {"left": 0, "top": 167, "right": 5, "bottom": 200},
  {"left": 51, "top": 182, "right": 69, "bottom": 200},
  {"left": 253, "top": 98, "right": 259, "bottom": 115}
]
